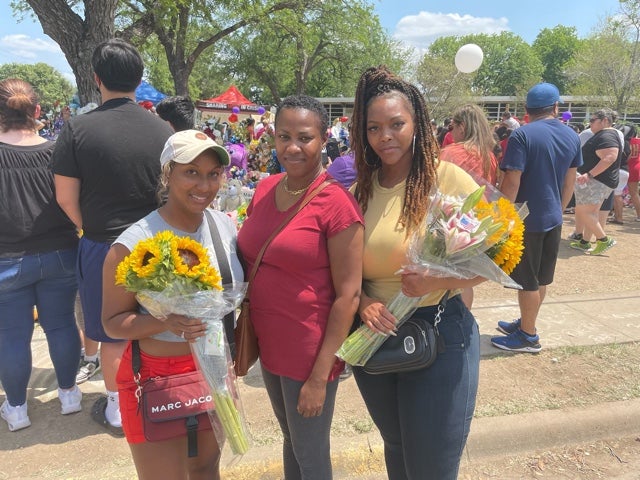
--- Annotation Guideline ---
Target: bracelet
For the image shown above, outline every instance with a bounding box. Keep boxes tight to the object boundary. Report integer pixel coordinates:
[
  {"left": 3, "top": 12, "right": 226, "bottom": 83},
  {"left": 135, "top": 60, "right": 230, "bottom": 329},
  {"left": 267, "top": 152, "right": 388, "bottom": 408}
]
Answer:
[{"left": 587, "top": 172, "right": 594, "bottom": 178}]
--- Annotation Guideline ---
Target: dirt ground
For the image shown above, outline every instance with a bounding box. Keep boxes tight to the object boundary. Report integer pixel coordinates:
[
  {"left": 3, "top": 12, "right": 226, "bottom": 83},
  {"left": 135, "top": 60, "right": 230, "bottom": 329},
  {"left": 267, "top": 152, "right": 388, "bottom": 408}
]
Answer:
[{"left": 1, "top": 210, "right": 640, "bottom": 479}]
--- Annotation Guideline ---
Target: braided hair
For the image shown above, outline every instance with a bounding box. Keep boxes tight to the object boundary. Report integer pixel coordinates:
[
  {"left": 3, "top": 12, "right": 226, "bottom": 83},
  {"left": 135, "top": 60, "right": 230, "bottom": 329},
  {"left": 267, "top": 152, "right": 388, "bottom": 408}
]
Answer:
[{"left": 351, "top": 66, "right": 439, "bottom": 235}]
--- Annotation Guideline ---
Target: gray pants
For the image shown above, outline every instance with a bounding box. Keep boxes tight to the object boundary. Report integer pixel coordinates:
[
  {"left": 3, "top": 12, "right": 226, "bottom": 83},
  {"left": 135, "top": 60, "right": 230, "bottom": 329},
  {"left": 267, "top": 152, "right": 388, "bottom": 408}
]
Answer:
[{"left": 261, "top": 366, "right": 339, "bottom": 480}]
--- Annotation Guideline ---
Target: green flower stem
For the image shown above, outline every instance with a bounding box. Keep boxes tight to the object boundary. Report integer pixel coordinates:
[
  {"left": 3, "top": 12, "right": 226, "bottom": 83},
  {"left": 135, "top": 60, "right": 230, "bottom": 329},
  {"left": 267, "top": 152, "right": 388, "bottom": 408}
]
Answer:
[
  {"left": 213, "top": 389, "right": 250, "bottom": 455},
  {"left": 337, "top": 292, "right": 423, "bottom": 366}
]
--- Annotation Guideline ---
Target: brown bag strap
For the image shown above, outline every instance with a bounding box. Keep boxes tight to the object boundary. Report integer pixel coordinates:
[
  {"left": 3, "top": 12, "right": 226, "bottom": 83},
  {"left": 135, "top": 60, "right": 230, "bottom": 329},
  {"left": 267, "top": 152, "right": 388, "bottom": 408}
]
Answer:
[{"left": 245, "top": 178, "right": 335, "bottom": 295}]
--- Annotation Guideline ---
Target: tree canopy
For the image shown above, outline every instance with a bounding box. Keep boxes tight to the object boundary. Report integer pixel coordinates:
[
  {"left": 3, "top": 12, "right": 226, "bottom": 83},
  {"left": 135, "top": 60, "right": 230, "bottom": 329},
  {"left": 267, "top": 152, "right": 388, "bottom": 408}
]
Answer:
[
  {"left": 417, "top": 32, "right": 544, "bottom": 119},
  {"left": 568, "top": 0, "right": 640, "bottom": 114},
  {"left": 0, "top": 62, "right": 74, "bottom": 112},
  {"left": 214, "top": 0, "right": 406, "bottom": 104},
  {"left": 9, "top": 0, "right": 640, "bottom": 119},
  {"left": 532, "top": 25, "right": 581, "bottom": 93}
]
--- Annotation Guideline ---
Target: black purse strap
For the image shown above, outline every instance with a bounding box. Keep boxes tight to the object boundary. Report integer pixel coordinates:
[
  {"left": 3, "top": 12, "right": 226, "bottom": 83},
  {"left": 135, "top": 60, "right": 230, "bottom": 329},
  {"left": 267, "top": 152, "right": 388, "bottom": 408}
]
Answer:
[
  {"left": 132, "top": 339, "right": 142, "bottom": 377},
  {"left": 204, "top": 209, "right": 236, "bottom": 358}
]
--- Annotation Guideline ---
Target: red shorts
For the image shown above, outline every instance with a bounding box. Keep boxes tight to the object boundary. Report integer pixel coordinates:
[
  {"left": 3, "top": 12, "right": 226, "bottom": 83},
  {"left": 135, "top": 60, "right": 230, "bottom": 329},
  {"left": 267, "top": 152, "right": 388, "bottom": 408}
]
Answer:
[
  {"left": 116, "top": 341, "right": 198, "bottom": 444},
  {"left": 628, "top": 158, "right": 640, "bottom": 183}
]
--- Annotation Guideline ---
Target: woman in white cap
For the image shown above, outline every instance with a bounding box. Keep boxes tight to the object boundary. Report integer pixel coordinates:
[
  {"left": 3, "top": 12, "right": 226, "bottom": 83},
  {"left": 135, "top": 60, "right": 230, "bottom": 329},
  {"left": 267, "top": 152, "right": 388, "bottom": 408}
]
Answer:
[{"left": 101, "top": 130, "right": 241, "bottom": 479}]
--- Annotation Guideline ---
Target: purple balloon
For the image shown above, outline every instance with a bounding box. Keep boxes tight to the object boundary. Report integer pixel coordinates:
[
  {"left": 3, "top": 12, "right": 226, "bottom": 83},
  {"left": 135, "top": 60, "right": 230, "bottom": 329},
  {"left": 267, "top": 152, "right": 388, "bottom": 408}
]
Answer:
[
  {"left": 231, "top": 106, "right": 240, "bottom": 114},
  {"left": 561, "top": 111, "right": 572, "bottom": 120},
  {"left": 257, "top": 106, "right": 266, "bottom": 115}
]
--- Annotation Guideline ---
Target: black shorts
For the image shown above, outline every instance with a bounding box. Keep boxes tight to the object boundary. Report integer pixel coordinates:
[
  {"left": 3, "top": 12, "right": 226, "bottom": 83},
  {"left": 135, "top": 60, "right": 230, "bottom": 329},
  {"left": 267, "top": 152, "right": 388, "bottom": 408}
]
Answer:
[
  {"left": 599, "top": 191, "right": 614, "bottom": 211},
  {"left": 509, "top": 225, "right": 562, "bottom": 291}
]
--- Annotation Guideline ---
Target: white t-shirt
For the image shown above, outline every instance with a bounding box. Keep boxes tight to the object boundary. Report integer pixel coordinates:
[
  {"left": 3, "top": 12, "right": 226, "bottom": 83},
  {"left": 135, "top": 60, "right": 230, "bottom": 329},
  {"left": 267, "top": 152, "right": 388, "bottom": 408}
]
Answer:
[{"left": 115, "top": 208, "right": 244, "bottom": 342}]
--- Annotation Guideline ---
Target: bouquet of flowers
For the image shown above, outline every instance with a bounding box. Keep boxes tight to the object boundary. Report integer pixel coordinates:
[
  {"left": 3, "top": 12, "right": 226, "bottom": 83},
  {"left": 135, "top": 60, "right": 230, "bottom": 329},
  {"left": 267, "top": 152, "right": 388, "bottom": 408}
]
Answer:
[
  {"left": 116, "top": 230, "right": 250, "bottom": 455},
  {"left": 225, "top": 203, "right": 248, "bottom": 231},
  {"left": 337, "top": 186, "right": 527, "bottom": 366}
]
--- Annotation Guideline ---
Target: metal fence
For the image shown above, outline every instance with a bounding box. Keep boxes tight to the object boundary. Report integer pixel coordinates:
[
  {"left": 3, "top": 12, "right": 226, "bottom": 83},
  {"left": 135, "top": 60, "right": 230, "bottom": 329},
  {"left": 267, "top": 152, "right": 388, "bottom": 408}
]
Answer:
[{"left": 319, "top": 96, "right": 640, "bottom": 127}]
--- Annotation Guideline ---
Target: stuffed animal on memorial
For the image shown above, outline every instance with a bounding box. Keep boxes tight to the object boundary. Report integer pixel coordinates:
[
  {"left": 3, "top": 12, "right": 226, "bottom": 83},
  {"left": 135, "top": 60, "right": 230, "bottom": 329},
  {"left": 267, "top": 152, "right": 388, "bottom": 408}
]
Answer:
[{"left": 219, "top": 178, "right": 244, "bottom": 212}]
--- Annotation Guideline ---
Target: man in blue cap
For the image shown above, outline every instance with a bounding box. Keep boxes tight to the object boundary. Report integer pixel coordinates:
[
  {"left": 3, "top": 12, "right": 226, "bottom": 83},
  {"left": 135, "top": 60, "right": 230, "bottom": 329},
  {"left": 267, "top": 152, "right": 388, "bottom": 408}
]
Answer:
[{"left": 491, "top": 83, "right": 583, "bottom": 352}]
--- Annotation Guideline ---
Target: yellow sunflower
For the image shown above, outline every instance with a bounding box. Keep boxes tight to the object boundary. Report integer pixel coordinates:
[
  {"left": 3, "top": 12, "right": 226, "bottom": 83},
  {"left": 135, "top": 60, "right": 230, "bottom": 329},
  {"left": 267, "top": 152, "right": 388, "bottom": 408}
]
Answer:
[
  {"left": 132, "top": 238, "right": 163, "bottom": 278},
  {"left": 115, "top": 230, "right": 223, "bottom": 292},
  {"left": 115, "top": 257, "right": 130, "bottom": 286},
  {"left": 171, "top": 236, "right": 222, "bottom": 290},
  {"left": 475, "top": 197, "right": 525, "bottom": 274}
]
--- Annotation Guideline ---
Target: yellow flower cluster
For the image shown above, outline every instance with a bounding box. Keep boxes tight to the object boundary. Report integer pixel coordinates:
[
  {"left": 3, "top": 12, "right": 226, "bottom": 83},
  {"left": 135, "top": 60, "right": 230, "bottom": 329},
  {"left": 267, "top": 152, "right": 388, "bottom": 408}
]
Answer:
[
  {"left": 116, "top": 230, "right": 222, "bottom": 293},
  {"left": 474, "top": 197, "right": 525, "bottom": 275}
]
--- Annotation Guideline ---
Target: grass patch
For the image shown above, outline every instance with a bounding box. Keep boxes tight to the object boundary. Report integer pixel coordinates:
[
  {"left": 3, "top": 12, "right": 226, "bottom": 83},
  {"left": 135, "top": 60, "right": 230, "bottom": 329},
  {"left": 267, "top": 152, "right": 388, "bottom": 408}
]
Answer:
[{"left": 475, "top": 342, "right": 640, "bottom": 418}]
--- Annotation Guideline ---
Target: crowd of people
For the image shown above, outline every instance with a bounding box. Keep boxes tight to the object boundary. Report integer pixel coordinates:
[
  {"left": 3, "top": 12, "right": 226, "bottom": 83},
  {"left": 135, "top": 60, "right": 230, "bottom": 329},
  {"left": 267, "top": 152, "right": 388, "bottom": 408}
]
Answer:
[{"left": 1, "top": 34, "right": 634, "bottom": 480}]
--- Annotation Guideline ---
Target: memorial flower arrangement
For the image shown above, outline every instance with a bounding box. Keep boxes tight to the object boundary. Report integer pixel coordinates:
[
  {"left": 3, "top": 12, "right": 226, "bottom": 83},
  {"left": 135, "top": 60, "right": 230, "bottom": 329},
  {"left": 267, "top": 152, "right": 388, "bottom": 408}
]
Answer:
[
  {"left": 116, "top": 230, "right": 250, "bottom": 455},
  {"left": 337, "top": 187, "right": 527, "bottom": 366}
]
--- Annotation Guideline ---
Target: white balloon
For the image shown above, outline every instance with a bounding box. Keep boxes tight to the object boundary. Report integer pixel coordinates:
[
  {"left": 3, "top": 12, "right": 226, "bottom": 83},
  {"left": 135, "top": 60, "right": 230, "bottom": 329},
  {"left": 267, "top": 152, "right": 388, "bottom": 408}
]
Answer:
[{"left": 455, "top": 44, "right": 484, "bottom": 73}]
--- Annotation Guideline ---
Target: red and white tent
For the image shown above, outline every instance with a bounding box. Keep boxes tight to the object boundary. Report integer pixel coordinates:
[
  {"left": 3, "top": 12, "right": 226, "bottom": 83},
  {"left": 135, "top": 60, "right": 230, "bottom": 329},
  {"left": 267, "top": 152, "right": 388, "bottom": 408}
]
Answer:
[{"left": 196, "top": 85, "right": 259, "bottom": 112}]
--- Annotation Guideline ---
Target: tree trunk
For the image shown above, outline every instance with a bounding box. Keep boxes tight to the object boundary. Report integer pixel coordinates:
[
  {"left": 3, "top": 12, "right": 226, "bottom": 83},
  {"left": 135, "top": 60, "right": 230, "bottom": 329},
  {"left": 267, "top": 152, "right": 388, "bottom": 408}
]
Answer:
[{"left": 25, "top": 0, "right": 118, "bottom": 106}]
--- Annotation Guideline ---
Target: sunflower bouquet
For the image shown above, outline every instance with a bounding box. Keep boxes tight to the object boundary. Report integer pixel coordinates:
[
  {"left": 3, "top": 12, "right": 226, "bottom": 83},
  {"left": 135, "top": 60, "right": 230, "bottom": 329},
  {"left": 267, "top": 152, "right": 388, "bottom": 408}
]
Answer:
[
  {"left": 116, "top": 230, "right": 251, "bottom": 455},
  {"left": 337, "top": 187, "right": 527, "bottom": 366},
  {"left": 404, "top": 186, "right": 527, "bottom": 285}
]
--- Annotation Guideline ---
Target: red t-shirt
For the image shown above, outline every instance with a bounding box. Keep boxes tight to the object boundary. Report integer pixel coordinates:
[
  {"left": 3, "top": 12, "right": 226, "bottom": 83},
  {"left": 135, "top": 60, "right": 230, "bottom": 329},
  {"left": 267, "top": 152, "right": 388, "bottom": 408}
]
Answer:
[
  {"left": 439, "top": 143, "right": 498, "bottom": 186},
  {"left": 629, "top": 137, "right": 640, "bottom": 162},
  {"left": 237, "top": 172, "right": 363, "bottom": 381},
  {"left": 441, "top": 130, "right": 454, "bottom": 147}
]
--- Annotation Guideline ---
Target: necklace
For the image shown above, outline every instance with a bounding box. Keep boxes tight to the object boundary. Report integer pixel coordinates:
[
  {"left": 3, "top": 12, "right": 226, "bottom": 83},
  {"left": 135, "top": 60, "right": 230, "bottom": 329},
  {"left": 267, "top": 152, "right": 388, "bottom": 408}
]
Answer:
[{"left": 283, "top": 175, "right": 315, "bottom": 195}]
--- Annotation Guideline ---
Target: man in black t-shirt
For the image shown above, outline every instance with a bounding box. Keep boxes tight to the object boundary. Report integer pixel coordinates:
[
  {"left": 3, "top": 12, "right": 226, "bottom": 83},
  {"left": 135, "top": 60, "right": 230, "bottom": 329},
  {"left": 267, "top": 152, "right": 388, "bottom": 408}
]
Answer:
[{"left": 53, "top": 39, "right": 173, "bottom": 435}]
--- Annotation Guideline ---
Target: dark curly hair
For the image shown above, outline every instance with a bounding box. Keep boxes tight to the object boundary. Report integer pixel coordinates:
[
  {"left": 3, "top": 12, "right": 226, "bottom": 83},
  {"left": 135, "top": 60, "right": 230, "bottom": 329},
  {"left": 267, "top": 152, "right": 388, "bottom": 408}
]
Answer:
[
  {"left": 351, "top": 65, "right": 439, "bottom": 234},
  {"left": 275, "top": 94, "right": 330, "bottom": 136}
]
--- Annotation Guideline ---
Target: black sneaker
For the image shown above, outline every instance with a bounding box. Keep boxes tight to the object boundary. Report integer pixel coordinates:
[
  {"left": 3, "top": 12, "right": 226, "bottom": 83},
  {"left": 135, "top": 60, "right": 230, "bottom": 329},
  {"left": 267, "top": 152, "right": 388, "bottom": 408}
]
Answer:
[{"left": 76, "top": 358, "right": 100, "bottom": 384}]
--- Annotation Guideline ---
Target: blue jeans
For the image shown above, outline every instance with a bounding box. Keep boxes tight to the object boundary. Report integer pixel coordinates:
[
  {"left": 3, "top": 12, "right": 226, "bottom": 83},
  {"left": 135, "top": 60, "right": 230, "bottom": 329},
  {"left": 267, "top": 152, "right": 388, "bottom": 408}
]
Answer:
[
  {"left": 353, "top": 295, "right": 480, "bottom": 480},
  {"left": 0, "top": 249, "right": 80, "bottom": 406},
  {"left": 261, "top": 366, "right": 339, "bottom": 480}
]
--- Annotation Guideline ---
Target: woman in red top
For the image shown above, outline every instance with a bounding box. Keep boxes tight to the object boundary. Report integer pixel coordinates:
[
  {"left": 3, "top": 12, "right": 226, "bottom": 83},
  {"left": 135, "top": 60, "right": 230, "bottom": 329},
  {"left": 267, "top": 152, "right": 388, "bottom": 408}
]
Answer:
[
  {"left": 627, "top": 133, "right": 640, "bottom": 220},
  {"left": 439, "top": 103, "right": 499, "bottom": 308},
  {"left": 439, "top": 103, "right": 499, "bottom": 186},
  {"left": 237, "top": 95, "right": 363, "bottom": 479}
]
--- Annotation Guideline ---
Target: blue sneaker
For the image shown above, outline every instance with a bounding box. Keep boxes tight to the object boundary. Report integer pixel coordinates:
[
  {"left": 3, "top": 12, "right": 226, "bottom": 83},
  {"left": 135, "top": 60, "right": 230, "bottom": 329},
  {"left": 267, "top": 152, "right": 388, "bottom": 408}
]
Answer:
[
  {"left": 497, "top": 318, "right": 520, "bottom": 335},
  {"left": 491, "top": 329, "right": 542, "bottom": 353}
]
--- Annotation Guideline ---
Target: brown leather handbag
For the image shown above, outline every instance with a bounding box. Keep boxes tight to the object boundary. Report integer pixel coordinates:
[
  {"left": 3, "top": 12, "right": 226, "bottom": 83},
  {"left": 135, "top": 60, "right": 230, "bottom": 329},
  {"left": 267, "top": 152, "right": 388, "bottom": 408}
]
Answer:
[
  {"left": 233, "top": 298, "right": 257, "bottom": 376},
  {"left": 234, "top": 179, "right": 335, "bottom": 376}
]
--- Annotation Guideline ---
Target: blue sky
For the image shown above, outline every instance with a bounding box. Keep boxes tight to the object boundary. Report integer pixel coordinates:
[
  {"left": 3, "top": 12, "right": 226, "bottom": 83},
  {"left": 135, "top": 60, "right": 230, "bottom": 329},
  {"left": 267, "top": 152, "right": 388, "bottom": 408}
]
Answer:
[{"left": 0, "top": 0, "right": 622, "bottom": 85}]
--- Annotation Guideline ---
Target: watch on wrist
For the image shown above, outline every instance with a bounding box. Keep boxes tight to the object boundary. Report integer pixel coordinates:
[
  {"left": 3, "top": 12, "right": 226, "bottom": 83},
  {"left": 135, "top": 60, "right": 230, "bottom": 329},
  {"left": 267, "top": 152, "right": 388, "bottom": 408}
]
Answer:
[{"left": 587, "top": 172, "right": 593, "bottom": 178}]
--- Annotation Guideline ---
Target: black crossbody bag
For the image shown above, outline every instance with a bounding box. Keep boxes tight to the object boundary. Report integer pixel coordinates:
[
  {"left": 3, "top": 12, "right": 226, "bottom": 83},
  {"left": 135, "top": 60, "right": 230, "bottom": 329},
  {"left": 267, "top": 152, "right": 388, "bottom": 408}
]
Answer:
[{"left": 363, "top": 291, "right": 449, "bottom": 375}]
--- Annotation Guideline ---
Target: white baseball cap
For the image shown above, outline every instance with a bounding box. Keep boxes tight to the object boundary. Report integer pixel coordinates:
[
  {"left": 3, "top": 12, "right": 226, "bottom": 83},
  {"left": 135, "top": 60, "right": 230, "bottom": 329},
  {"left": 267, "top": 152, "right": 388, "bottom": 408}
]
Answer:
[{"left": 160, "top": 129, "right": 230, "bottom": 167}]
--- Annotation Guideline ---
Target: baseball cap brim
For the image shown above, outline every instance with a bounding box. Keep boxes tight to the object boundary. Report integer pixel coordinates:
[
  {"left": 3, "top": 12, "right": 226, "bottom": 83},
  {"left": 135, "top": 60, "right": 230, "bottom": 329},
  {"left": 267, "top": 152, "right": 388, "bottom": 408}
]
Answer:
[
  {"left": 160, "top": 130, "right": 230, "bottom": 167},
  {"left": 171, "top": 143, "right": 230, "bottom": 166}
]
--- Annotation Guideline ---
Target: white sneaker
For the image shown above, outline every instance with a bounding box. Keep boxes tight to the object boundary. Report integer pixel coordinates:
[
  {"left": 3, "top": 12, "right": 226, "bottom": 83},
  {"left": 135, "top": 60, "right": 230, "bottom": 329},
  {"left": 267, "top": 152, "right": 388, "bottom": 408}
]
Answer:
[
  {"left": 58, "top": 386, "right": 82, "bottom": 415},
  {"left": 106, "top": 394, "right": 122, "bottom": 427},
  {"left": 1, "top": 400, "right": 31, "bottom": 431}
]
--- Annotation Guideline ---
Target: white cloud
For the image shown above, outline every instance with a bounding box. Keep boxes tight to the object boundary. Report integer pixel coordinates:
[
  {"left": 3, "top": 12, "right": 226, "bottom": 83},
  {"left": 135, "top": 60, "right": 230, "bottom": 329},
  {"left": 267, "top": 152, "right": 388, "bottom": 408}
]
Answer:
[
  {"left": 393, "top": 11, "right": 510, "bottom": 51},
  {"left": 0, "top": 33, "right": 63, "bottom": 60}
]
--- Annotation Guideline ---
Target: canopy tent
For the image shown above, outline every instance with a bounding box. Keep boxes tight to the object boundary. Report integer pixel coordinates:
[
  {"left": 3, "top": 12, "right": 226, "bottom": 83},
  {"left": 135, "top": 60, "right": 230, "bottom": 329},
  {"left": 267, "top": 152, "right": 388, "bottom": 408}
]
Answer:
[
  {"left": 135, "top": 80, "right": 167, "bottom": 105},
  {"left": 197, "top": 85, "right": 260, "bottom": 112}
]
